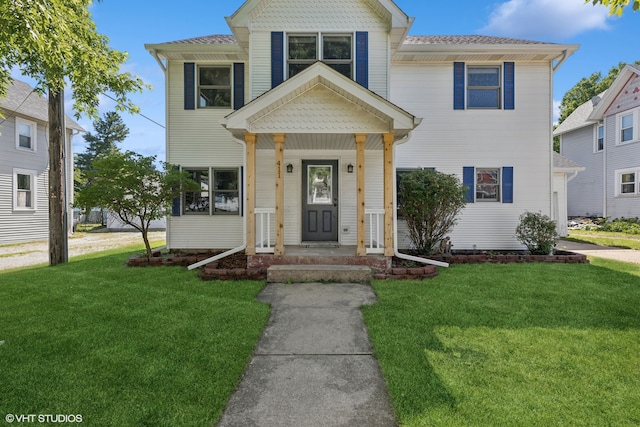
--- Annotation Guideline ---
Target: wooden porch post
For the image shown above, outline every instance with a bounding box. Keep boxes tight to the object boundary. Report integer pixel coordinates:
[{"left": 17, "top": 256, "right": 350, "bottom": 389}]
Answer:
[
  {"left": 245, "top": 133, "right": 257, "bottom": 256},
  {"left": 355, "top": 133, "right": 367, "bottom": 256},
  {"left": 383, "top": 133, "right": 395, "bottom": 256},
  {"left": 274, "top": 133, "right": 286, "bottom": 256}
]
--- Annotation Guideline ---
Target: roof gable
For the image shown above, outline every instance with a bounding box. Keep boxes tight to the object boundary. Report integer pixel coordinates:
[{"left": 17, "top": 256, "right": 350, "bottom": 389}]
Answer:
[
  {"left": 222, "top": 62, "right": 420, "bottom": 146},
  {"left": 588, "top": 64, "right": 640, "bottom": 121}
]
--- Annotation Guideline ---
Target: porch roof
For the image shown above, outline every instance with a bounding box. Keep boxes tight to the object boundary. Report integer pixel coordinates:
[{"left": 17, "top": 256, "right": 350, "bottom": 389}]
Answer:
[{"left": 222, "top": 62, "right": 422, "bottom": 150}]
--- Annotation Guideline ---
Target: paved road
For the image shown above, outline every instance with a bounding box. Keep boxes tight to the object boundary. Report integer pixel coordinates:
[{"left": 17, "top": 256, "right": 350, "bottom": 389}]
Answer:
[{"left": 0, "top": 231, "right": 166, "bottom": 271}]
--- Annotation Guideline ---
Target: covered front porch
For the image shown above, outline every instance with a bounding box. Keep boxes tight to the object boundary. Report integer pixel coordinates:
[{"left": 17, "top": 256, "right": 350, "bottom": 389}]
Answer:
[{"left": 222, "top": 62, "right": 421, "bottom": 260}]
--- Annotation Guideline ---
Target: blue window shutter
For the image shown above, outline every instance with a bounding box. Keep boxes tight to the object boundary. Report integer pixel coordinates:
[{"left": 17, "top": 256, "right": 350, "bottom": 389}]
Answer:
[
  {"left": 184, "top": 63, "right": 195, "bottom": 110},
  {"left": 454, "top": 62, "right": 465, "bottom": 110},
  {"left": 502, "top": 166, "right": 514, "bottom": 203},
  {"left": 271, "top": 32, "right": 284, "bottom": 88},
  {"left": 356, "top": 32, "right": 369, "bottom": 88},
  {"left": 463, "top": 166, "right": 475, "bottom": 203},
  {"left": 172, "top": 165, "right": 181, "bottom": 216},
  {"left": 504, "top": 62, "right": 515, "bottom": 110},
  {"left": 233, "top": 63, "right": 245, "bottom": 110}
]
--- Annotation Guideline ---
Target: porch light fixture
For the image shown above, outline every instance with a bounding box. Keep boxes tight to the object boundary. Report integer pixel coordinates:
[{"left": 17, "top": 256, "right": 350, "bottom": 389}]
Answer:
[
  {"left": 286, "top": 163, "right": 293, "bottom": 173},
  {"left": 347, "top": 163, "right": 354, "bottom": 173}
]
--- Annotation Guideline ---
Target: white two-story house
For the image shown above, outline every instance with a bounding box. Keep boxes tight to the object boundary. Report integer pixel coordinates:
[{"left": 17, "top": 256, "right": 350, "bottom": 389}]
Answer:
[
  {"left": 555, "top": 64, "right": 640, "bottom": 220},
  {"left": 0, "top": 79, "right": 83, "bottom": 245},
  {"left": 145, "top": 0, "right": 578, "bottom": 262}
]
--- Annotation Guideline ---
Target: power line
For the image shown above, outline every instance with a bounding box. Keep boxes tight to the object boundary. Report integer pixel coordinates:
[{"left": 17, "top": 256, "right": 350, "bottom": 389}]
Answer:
[
  {"left": 0, "top": 89, "right": 36, "bottom": 126},
  {"left": 102, "top": 93, "right": 165, "bottom": 129}
]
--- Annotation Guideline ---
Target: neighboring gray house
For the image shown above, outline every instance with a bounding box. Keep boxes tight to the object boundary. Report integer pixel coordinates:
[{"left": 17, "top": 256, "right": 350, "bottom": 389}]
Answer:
[
  {"left": 555, "top": 64, "right": 640, "bottom": 220},
  {"left": 0, "top": 79, "right": 84, "bottom": 245},
  {"left": 553, "top": 152, "right": 585, "bottom": 236}
]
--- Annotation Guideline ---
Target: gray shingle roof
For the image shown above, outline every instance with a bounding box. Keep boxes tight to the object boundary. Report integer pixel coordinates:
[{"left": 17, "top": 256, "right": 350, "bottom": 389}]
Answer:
[
  {"left": 158, "top": 34, "right": 555, "bottom": 47},
  {"left": 553, "top": 152, "right": 584, "bottom": 170},
  {"left": 553, "top": 91, "right": 605, "bottom": 136},
  {"left": 0, "top": 79, "right": 84, "bottom": 131},
  {"left": 403, "top": 35, "right": 555, "bottom": 45}
]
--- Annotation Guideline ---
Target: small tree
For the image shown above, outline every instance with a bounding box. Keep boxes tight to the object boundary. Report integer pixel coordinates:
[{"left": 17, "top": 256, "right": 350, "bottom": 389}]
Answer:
[
  {"left": 398, "top": 169, "right": 467, "bottom": 255},
  {"left": 515, "top": 211, "right": 558, "bottom": 255},
  {"left": 76, "top": 151, "right": 199, "bottom": 259}
]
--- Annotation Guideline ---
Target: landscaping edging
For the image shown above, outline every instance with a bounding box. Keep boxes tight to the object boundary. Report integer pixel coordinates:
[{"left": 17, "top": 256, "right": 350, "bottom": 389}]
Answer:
[{"left": 127, "top": 249, "right": 589, "bottom": 281}]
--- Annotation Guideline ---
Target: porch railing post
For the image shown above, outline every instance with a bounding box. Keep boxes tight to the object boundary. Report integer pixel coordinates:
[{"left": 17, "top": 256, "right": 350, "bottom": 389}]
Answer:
[
  {"left": 274, "top": 133, "right": 286, "bottom": 256},
  {"left": 245, "top": 133, "right": 257, "bottom": 255},
  {"left": 383, "top": 133, "right": 395, "bottom": 256},
  {"left": 355, "top": 133, "right": 367, "bottom": 256}
]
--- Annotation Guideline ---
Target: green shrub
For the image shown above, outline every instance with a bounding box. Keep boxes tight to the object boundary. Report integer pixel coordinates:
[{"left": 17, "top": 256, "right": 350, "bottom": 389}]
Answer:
[
  {"left": 515, "top": 211, "right": 558, "bottom": 255},
  {"left": 397, "top": 169, "right": 466, "bottom": 255},
  {"left": 600, "top": 217, "right": 640, "bottom": 234}
]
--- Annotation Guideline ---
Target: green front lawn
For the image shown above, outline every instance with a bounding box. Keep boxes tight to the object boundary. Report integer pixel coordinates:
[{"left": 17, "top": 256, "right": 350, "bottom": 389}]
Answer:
[
  {"left": 0, "top": 247, "right": 269, "bottom": 426},
  {"left": 364, "top": 259, "right": 640, "bottom": 426}
]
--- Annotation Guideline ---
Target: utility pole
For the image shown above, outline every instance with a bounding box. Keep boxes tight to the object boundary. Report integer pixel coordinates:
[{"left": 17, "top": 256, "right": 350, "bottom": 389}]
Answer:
[{"left": 48, "top": 87, "right": 68, "bottom": 265}]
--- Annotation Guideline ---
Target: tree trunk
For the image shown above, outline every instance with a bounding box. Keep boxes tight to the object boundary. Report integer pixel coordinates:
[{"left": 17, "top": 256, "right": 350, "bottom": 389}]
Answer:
[
  {"left": 48, "top": 88, "right": 68, "bottom": 266},
  {"left": 142, "top": 228, "right": 152, "bottom": 259}
]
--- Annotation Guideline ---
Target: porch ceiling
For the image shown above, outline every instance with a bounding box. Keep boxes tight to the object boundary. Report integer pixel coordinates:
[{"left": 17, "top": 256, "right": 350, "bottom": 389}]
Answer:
[
  {"left": 222, "top": 62, "right": 421, "bottom": 144},
  {"left": 255, "top": 132, "right": 385, "bottom": 150}
]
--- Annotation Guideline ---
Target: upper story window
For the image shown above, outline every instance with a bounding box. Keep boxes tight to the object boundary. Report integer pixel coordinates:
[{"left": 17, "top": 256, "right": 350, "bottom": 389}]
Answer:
[
  {"left": 288, "top": 34, "right": 352, "bottom": 79},
  {"left": 16, "top": 117, "right": 37, "bottom": 152},
  {"left": 595, "top": 125, "right": 604, "bottom": 152},
  {"left": 198, "top": 66, "right": 231, "bottom": 108},
  {"left": 467, "top": 66, "right": 501, "bottom": 109},
  {"left": 621, "top": 113, "right": 634, "bottom": 143}
]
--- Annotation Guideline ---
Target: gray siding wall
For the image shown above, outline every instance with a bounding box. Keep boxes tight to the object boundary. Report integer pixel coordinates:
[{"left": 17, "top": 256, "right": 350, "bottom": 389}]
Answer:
[
  {"left": 561, "top": 124, "right": 604, "bottom": 217},
  {"left": 606, "top": 111, "right": 640, "bottom": 218}
]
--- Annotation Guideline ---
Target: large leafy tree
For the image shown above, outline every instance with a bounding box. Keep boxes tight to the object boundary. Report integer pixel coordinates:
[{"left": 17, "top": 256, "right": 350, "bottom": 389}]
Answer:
[
  {"left": 0, "top": 0, "right": 146, "bottom": 265},
  {"left": 76, "top": 152, "right": 199, "bottom": 259},
  {"left": 587, "top": 0, "right": 639, "bottom": 15}
]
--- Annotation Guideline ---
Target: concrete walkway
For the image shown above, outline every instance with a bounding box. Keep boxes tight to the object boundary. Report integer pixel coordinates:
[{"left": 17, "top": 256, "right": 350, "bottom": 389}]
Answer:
[
  {"left": 217, "top": 283, "right": 396, "bottom": 427},
  {"left": 557, "top": 239, "right": 640, "bottom": 264}
]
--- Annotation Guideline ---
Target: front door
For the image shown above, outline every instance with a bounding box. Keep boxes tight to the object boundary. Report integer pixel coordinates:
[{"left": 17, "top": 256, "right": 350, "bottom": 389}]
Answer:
[{"left": 302, "top": 160, "right": 338, "bottom": 242}]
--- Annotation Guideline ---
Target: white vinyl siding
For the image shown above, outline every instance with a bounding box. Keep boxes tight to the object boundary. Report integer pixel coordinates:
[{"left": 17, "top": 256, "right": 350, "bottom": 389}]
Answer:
[{"left": 392, "top": 62, "right": 552, "bottom": 250}]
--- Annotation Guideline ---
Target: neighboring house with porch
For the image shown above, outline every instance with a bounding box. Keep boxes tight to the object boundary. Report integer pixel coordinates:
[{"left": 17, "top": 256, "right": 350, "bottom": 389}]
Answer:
[
  {"left": 555, "top": 64, "right": 640, "bottom": 220},
  {"left": 0, "top": 79, "right": 83, "bottom": 245},
  {"left": 145, "top": 0, "right": 578, "bottom": 265}
]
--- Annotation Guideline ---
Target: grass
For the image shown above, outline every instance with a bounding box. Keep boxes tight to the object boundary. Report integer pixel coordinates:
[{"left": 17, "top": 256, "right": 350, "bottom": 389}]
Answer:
[
  {"left": 0, "top": 246, "right": 269, "bottom": 426},
  {"left": 566, "top": 230, "right": 640, "bottom": 250},
  {"left": 363, "top": 259, "right": 640, "bottom": 426}
]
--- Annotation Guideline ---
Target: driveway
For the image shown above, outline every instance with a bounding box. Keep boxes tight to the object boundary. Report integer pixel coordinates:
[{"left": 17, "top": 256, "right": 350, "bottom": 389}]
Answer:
[{"left": 0, "top": 231, "right": 165, "bottom": 271}]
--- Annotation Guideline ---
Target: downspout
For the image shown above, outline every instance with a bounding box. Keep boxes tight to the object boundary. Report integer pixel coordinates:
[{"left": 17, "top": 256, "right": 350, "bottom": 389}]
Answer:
[
  {"left": 392, "top": 133, "right": 449, "bottom": 268},
  {"left": 188, "top": 136, "right": 247, "bottom": 270},
  {"left": 148, "top": 49, "right": 166, "bottom": 73},
  {"left": 552, "top": 50, "right": 569, "bottom": 73}
]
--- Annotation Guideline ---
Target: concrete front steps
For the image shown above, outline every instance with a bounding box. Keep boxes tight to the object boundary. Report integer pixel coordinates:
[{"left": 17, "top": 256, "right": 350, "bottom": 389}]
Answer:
[{"left": 267, "top": 264, "right": 373, "bottom": 284}]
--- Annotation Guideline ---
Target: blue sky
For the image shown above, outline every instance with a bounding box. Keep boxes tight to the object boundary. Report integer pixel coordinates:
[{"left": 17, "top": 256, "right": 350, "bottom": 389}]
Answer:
[{"left": 12, "top": 0, "right": 639, "bottom": 161}]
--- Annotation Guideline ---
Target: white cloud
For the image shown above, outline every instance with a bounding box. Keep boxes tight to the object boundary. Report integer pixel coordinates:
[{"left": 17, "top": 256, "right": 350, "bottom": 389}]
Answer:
[{"left": 480, "top": 0, "right": 611, "bottom": 40}]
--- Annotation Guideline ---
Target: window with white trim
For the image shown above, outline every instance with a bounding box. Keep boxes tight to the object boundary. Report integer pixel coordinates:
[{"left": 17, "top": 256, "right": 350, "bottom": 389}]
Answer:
[
  {"left": 595, "top": 124, "right": 604, "bottom": 152},
  {"left": 476, "top": 168, "right": 500, "bottom": 201},
  {"left": 467, "top": 66, "right": 501, "bottom": 109},
  {"left": 618, "top": 109, "right": 638, "bottom": 145},
  {"left": 15, "top": 117, "right": 37, "bottom": 151},
  {"left": 183, "top": 167, "right": 240, "bottom": 215},
  {"left": 13, "top": 169, "right": 37, "bottom": 210},
  {"left": 287, "top": 33, "right": 353, "bottom": 78},
  {"left": 616, "top": 168, "right": 639, "bottom": 196},
  {"left": 198, "top": 66, "right": 231, "bottom": 108}
]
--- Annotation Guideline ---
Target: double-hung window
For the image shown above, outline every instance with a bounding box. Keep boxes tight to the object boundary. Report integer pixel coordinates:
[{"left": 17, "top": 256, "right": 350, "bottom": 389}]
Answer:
[
  {"left": 288, "top": 34, "right": 352, "bottom": 78},
  {"left": 183, "top": 167, "right": 240, "bottom": 215},
  {"left": 620, "top": 113, "right": 634, "bottom": 143},
  {"left": 617, "top": 168, "right": 639, "bottom": 196},
  {"left": 16, "top": 118, "right": 37, "bottom": 151},
  {"left": 463, "top": 166, "right": 513, "bottom": 203},
  {"left": 595, "top": 125, "right": 604, "bottom": 152},
  {"left": 198, "top": 66, "right": 231, "bottom": 108},
  {"left": 476, "top": 168, "right": 501, "bottom": 201},
  {"left": 13, "top": 169, "right": 36, "bottom": 210},
  {"left": 467, "top": 66, "right": 501, "bottom": 109}
]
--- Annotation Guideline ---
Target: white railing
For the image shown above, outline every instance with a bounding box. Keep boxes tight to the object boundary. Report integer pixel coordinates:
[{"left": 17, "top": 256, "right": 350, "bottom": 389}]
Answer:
[
  {"left": 255, "top": 208, "right": 275, "bottom": 253},
  {"left": 365, "top": 209, "right": 385, "bottom": 254}
]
